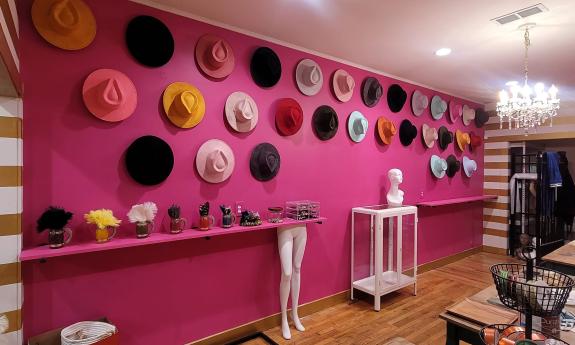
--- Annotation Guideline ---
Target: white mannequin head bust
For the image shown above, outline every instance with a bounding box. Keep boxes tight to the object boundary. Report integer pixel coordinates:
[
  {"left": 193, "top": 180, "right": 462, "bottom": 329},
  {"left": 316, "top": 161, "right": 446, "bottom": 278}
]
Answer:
[{"left": 386, "top": 168, "right": 404, "bottom": 207}]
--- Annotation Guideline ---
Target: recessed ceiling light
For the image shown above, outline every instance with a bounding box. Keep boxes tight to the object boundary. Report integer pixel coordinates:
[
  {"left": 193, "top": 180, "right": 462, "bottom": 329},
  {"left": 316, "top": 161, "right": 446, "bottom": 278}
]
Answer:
[{"left": 435, "top": 48, "right": 451, "bottom": 56}]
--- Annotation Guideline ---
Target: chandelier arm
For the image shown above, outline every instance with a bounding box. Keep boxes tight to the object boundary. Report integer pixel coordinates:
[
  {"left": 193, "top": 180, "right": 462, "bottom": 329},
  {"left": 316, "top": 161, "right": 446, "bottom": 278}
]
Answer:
[{"left": 524, "top": 27, "right": 530, "bottom": 85}]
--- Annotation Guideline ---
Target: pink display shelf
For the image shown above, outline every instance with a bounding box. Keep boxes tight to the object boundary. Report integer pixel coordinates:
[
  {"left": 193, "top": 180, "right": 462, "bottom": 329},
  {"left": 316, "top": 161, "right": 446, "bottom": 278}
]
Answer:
[
  {"left": 416, "top": 195, "right": 498, "bottom": 207},
  {"left": 21, "top": 217, "right": 326, "bottom": 262}
]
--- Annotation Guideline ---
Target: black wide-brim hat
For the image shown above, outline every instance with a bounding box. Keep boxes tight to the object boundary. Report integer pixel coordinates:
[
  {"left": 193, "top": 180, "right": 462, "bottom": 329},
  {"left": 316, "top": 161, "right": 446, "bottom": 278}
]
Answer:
[
  {"left": 126, "top": 15, "right": 174, "bottom": 67},
  {"left": 399, "top": 119, "right": 418, "bottom": 146},
  {"left": 438, "top": 126, "right": 453, "bottom": 150},
  {"left": 312, "top": 105, "right": 338, "bottom": 141},
  {"left": 125, "top": 135, "right": 174, "bottom": 185},
  {"left": 361, "top": 77, "right": 383, "bottom": 108},
  {"left": 250, "top": 143, "right": 280, "bottom": 182},
  {"left": 250, "top": 47, "right": 282, "bottom": 88},
  {"left": 475, "top": 108, "right": 489, "bottom": 128},
  {"left": 387, "top": 84, "right": 407, "bottom": 113},
  {"left": 446, "top": 154, "right": 461, "bottom": 178}
]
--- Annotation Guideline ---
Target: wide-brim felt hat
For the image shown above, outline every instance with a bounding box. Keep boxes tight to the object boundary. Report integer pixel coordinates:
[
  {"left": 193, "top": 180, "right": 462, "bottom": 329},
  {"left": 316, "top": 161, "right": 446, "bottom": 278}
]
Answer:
[
  {"left": 455, "top": 129, "right": 471, "bottom": 151},
  {"left": 449, "top": 100, "right": 462, "bottom": 123},
  {"left": 195, "top": 34, "right": 235, "bottom": 79},
  {"left": 470, "top": 131, "right": 482, "bottom": 151},
  {"left": 348, "top": 111, "right": 368, "bottom": 143},
  {"left": 411, "top": 90, "right": 428, "bottom": 117},
  {"left": 332, "top": 69, "right": 355, "bottom": 102},
  {"left": 399, "top": 119, "right": 418, "bottom": 146},
  {"left": 312, "top": 105, "right": 338, "bottom": 141},
  {"left": 126, "top": 15, "right": 174, "bottom": 67},
  {"left": 430, "top": 155, "right": 447, "bottom": 179},
  {"left": 377, "top": 116, "right": 396, "bottom": 145},
  {"left": 475, "top": 108, "right": 489, "bottom": 128},
  {"left": 82, "top": 69, "right": 137, "bottom": 122},
  {"left": 462, "top": 105, "right": 476, "bottom": 126},
  {"left": 225, "top": 91, "right": 258, "bottom": 133},
  {"left": 463, "top": 156, "right": 477, "bottom": 177},
  {"left": 361, "top": 77, "right": 383, "bottom": 108},
  {"left": 387, "top": 84, "right": 407, "bottom": 113},
  {"left": 196, "top": 139, "right": 235, "bottom": 184},
  {"left": 431, "top": 95, "right": 447, "bottom": 120},
  {"left": 162, "top": 82, "right": 206, "bottom": 129},
  {"left": 250, "top": 143, "right": 280, "bottom": 182},
  {"left": 125, "top": 135, "right": 174, "bottom": 186},
  {"left": 296, "top": 58, "right": 323, "bottom": 96},
  {"left": 438, "top": 126, "right": 453, "bottom": 150},
  {"left": 251, "top": 47, "right": 282, "bottom": 88},
  {"left": 275, "top": 98, "right": 303, "bottom": 136},
  {"left": 421, "top": 123, "right": 438, "bottom": 149},
  {"left": 32, "top": 0, "right": 97, "bottom": 50},
  {"left": 446, "top": 154, "right": 461, "bottom": 178}
]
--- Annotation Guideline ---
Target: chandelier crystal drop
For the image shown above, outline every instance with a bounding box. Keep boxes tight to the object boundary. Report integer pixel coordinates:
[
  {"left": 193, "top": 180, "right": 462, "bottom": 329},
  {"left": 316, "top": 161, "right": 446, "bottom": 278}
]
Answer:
[{"left": 496, "top": 25, "right": 560, "bottom": 133}]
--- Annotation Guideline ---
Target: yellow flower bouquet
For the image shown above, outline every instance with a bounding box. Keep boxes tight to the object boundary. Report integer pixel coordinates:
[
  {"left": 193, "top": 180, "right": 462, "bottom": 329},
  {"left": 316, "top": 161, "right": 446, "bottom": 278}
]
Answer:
[{"left": 84, "top": 209, "right": 121, "bottom": 243}]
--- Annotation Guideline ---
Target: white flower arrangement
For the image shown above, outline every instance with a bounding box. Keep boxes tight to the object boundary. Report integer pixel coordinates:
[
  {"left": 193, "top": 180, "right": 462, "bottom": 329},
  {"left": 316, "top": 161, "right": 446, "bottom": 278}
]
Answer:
[{"left": 127, "top": 202, "right": 158, "bottom": 223}]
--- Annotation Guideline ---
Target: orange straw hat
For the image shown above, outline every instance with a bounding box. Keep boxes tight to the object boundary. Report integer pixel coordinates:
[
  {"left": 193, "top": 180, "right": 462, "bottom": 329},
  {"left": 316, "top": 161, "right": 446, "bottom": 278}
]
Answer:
[
  {"left": 377, "top": 116, "right": 396, "bottom": 145},
  {"left": 32, "top": 0, "right": 97, "bottom": 50},
  {"left": 455, "top": 130, "right": 471, "bottom": 151},
  {"left": 162, "top": 82, "right": 206, "bottom": 129}
]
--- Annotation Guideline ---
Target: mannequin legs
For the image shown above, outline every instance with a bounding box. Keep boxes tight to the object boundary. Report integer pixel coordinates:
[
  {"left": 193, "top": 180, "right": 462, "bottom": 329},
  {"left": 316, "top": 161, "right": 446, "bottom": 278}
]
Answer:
[{"left": 278, "top": 225, "right": 307, "bottom": 340}]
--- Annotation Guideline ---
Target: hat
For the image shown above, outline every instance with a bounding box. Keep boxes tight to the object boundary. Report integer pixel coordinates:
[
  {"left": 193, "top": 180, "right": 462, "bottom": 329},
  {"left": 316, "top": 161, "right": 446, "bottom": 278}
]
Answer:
[
  {"left": 347, "top": 111, "right": 368, "bottom": 143},
  {"left": 387, "top": 84, "right": 407, "bottom": 113},
  {"left": 361, "top": 77, "right": 383, "bottom": 108},
  {"left": 455, "top": 130, "right": 471, "bottom": 151},
  {"left": 32, "top": 0, "right": 96, "bottom": 50},
  {"left": 421, "top": 124, "right": 438, "bottom": 149},
  {"left": 295, "top": 59, "right": 323, "bottom": 96},
  {"left": 225, "top": 91, "right": 258, "bottom": 133},
  {"left": 463, "top": 156, "right": 477, "bottom": 177},
  {"left": 250, "top": 47, "right": 282, "bottom": 88},
  {"left": 126, "top": 15, "right": 174, "bottom": 67},
  {"left": 399, "top": 119, "right": 417, "bottom": 146},
  {"left": 250, "top": 143, "right": 280, "bottom": 182},
  {"left": 430, "top": 95, "right": 447, "bottom": 120},
  {"left": 449, "top": 101, "right": 462, "bottom": 123},
  {"left": 82, "top": 69, "right": 137, "bottom": 122},
  {"left": 275, "top": 98, "right": 303, "bottom": 136},
  {"left": 195, "top": 34, "right": 235, "bottom": 79},
  {"left": 411, "top": 90, "right": 428, "bottom": 117},
  {"left": 462, "top": 105, "right": 476, "bottom": 126},
  {"left": 125, "top": 136, "right": 174, "bottom": 186},
  {"left": 446, "top": 154, "right": 461, "bottom": 178},
  {"left": 438, "top": 126, "right": 453, "bottom": 150},
  {"left": 162, "top": 82, "right": 206, "bottom": 129},
  {"left": 470, "top": 131, "right": 482, "bottom": 151},
  {"left": 312, "top": 105, "right": 338, "bottom": 141},
  {"left": 377, "top": 116, "right": 396, "bottom": 145},
  {"left": 430, "top": 155, "right": 447, "bottom": 179},
  {"left": 475, "top": 108, "right": 489, "bottom": 128},
  {"left": 195, "top": 139, "right": 235, "bottom": 184},
  {"left": 332, "top": 69, "right": 355, "bottom": 102}
]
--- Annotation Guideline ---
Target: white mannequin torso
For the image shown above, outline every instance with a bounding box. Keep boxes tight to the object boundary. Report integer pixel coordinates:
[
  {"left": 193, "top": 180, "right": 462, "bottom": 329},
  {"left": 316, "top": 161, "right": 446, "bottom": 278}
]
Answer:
[{"left": 386, "top": 168, "right": 404, "bottom": 207}]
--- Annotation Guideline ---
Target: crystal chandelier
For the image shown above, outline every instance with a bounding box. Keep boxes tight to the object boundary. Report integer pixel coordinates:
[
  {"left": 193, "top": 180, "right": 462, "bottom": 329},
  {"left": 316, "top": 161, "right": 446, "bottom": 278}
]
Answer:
[{"left": 497, "top": 24, "right": 560, "bottom": 133}]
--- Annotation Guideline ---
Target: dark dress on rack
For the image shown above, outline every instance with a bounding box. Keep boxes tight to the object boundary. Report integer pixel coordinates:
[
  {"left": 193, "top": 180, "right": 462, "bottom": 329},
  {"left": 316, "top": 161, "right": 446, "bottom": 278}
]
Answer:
[{"left": 556, "top": 151, "right": 575, "bottom": 227}]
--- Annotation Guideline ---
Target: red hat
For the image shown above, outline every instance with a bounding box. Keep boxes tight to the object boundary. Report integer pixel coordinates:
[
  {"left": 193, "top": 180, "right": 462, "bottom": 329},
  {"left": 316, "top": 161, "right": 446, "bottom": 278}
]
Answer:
[
  {"left": 470, "top": 131, "right": 482, "bottom": 150},
  {"left": 275, "top": 98, "right": 303, "bottom": 136}
]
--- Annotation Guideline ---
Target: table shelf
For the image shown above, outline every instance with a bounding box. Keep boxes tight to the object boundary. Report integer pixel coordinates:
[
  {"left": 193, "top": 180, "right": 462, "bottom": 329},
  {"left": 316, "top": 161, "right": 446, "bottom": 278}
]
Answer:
[
  {"left": 21, "top": 217, "right": 326, "bottom": 262},
  {"left": 415, "top": 195, "right": 498, "bottom": 207}
]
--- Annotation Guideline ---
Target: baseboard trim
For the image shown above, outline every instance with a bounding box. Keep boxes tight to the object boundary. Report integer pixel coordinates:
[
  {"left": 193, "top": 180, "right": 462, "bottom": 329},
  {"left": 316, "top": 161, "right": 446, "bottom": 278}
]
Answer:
[
  {"left": 188, "top": 246, "right": 483, "bottom": 345},
  {"left": 482, "top": 245, "right": 508, "bottom": 255}
]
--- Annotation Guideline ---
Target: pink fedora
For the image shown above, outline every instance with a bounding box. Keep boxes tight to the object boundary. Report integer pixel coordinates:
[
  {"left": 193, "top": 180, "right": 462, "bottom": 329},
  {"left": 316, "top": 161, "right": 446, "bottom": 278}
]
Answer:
[
  {"left": 421, "top": 123, "right": 438, "bottom": 149},
  {"left": 225, "top": 91, "right": 258, "bottom": 133},
  {"left": 82, "top": 69, "right": 137, "bottom": 122},
  {"left": 195, "top": 139, "right": 235, "bottom": 184},
  {"left": 332, "top": 69, "right": 355, "bottom": 102},
  {"left": 195, "top": 34, "right": 235, "bottom": 79},
  {"left": 449, "top": 100, "right": 462, "bottom": 123}
]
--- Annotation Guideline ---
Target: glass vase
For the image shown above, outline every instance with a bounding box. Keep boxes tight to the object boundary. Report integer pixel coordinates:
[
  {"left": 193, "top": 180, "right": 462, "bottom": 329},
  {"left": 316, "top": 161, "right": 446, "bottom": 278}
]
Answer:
[
  {"left": 169, "top": 218, "right": 187, "bottom": 234},
  {"left": 95, "top": 226, "right": 117, "bottom": 243},
  {"left": 48, "top": 228, "right": 72, "bottom": 249},
  {"left": 136, "top": 221, "right": 154, "bottom": 239}
]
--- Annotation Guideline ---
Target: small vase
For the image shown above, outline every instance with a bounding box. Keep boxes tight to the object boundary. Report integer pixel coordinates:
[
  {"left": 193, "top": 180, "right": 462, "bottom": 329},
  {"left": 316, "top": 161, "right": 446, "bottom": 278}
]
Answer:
[
  {"left": 48, "top": 228, "right": 72, "bottom": 249},
  {"left": 199, "top": 215, "right": 215, "bottom": 231},
  {"left": 95, "top": 226, "right": 117, "bottom": 243},
  {"left": 222, "top": 214, "right": 236, "bottom": 228},
  {"left": 136, "top": 221, "right": 154, "bottom": 239},
  {"left": 169, "top": 218, "right": 187, "bottom": 234}
]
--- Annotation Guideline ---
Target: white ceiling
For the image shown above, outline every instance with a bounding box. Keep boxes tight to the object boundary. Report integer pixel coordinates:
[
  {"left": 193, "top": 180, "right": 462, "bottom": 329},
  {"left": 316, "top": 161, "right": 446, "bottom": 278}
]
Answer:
[{"left": 139, "top": 0, "right": 575, "bottom": 109}]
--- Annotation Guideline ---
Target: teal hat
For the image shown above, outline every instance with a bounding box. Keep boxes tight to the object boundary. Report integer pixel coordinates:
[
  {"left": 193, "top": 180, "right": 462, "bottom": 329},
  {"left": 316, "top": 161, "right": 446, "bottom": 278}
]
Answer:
[
  {"left": 431, "top": 95, "right": 447, "bottom": 120},
  {"left": 430, "top": 155, "right": 448, "bottom": 179},
  {"left": 347, "top": 111, "right": 368, "bottom": 143}
]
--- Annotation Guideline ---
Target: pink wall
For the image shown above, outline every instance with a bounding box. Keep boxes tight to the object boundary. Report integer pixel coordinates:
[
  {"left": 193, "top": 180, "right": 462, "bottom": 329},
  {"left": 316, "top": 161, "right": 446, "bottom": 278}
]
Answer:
[{"left": 20, "top": 0, "right": 484, "bottom": 343}]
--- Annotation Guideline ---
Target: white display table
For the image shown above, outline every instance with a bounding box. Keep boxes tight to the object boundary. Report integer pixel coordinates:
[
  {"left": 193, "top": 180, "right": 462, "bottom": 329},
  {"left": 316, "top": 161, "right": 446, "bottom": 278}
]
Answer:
[{"left": 351, "top": 204, "right": 418, "bottom": 311}]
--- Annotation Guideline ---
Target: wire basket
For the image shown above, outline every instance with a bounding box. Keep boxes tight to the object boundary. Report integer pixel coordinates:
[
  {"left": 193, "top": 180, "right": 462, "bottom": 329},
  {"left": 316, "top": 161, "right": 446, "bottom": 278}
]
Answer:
[
  {"left": 491, "top": 263, "right": 574, "bottom": 317},
  {"left": 480, "top": 324, "right": 569, "bottom": 345}
]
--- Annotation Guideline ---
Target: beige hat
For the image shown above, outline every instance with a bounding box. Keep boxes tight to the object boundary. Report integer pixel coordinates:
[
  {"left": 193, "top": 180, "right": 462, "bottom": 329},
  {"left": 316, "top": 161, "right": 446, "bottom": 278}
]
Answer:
[
  {"left": 295, "top": 58, "right": 323, "bottom": 96},
  {"left": 462, "top": 105, "right": 476, "bottom": 126},
  {"left": 225, "top": 91, "right": 258, "bottom": 133},
  {"left": 421, "top": 124, "right": 438, "bottom": 149}
]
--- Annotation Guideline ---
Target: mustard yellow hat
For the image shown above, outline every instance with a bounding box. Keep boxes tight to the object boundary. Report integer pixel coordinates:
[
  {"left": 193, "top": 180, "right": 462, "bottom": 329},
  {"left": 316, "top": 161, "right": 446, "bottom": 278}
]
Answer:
[{"left": 162, "top": 82, "right": 206, "bottom": 129}]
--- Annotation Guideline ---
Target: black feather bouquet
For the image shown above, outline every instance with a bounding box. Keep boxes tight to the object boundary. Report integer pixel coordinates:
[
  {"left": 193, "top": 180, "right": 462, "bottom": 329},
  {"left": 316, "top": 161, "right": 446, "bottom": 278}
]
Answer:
[{"left": 36, "top": 206, "right": 73, "bottom": 233}]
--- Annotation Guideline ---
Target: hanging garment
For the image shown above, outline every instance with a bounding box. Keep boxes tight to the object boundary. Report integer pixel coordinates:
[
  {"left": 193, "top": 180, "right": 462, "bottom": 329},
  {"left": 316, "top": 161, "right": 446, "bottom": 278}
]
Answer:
[
  {"left": 547, "top": 151, "right": 563, "bottom": 187},
  {"left": 510, "top": 173, "right": 537, "bottom": 215},
  {"left": 556, "top": 152, "right": 575, "bottom": 226}
]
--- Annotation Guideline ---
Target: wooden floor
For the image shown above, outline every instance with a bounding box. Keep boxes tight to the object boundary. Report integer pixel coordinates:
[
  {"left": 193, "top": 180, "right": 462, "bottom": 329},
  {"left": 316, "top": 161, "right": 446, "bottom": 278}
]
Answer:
[{"left": 254, "top": 252, "right": 517, "bottom": 345}]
